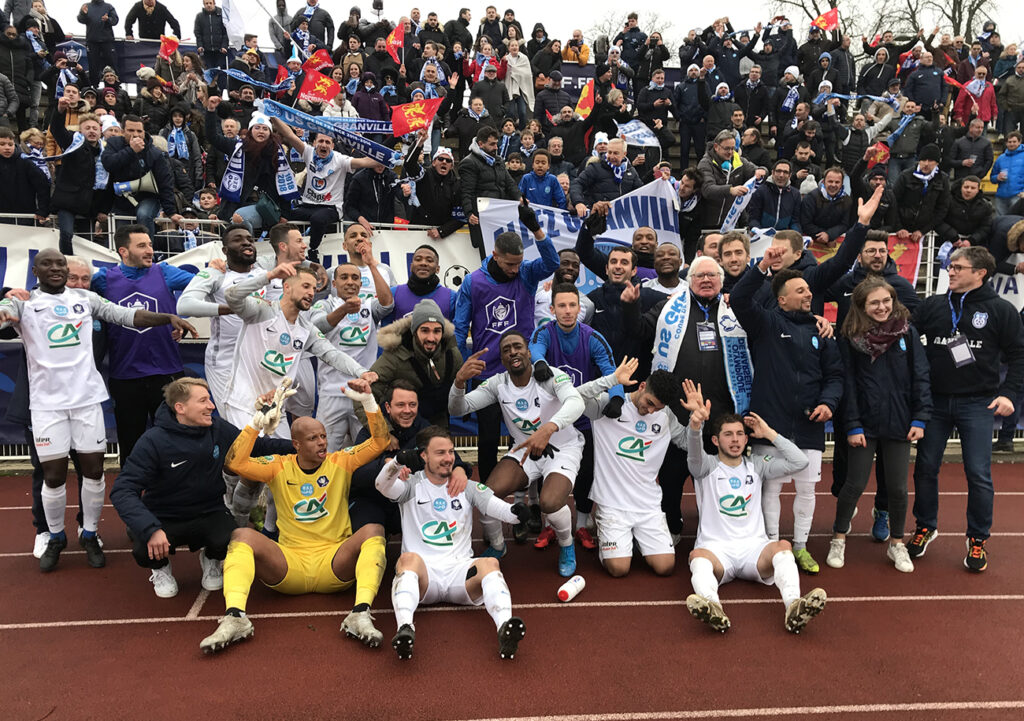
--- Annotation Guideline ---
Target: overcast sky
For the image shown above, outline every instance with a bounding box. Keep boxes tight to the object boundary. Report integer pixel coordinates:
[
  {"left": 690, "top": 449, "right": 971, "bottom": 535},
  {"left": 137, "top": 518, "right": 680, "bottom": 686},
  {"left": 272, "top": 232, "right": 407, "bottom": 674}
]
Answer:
[{"left": 43, "top": 1, "right": 1024, "bottom": 58}]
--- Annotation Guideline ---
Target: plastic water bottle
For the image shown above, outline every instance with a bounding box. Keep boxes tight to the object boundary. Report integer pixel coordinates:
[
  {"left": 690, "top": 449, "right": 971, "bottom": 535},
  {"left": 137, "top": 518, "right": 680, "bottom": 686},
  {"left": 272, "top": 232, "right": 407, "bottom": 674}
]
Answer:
[{"left": 557, "top": 575, "right": 586, "bottom": 602}]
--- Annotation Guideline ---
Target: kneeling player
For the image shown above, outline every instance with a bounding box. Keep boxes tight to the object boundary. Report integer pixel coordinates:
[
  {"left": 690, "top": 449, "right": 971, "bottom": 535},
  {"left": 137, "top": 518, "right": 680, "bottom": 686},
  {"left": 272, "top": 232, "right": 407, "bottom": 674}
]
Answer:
[
  {"left": 376, "top": 426, "right": 530, "bottom": 660},
  {"left": 199, "top": 380, "right": 390, "bottom": 653},
  {"left": 448, "top": 330, "right": 585, "bottom": 576},
  {"left": 681, "top": 381, "right": 827, "bottom": 634}
]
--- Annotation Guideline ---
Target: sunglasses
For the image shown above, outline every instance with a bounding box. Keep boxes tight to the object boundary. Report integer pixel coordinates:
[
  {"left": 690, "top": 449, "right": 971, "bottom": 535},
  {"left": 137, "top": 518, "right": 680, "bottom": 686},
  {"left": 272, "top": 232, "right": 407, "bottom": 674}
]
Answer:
[{"left": 434, "top": 156, "right": 452, "bottom": 163}]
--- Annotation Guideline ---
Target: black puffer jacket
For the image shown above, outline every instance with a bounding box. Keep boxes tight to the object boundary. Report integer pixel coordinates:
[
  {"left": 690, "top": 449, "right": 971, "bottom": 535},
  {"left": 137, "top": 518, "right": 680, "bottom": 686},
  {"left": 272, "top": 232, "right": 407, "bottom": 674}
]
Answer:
[
  {"left": 458, "top": 140, "right": 520, "bottom": 217},
  {"left": 570, "top": 157, "right": 643, "bottom": 207},
  {"left": 48, "top": 109, "right": 112, "bottom": 216},
  {"left": 891, "top": 167, "right": 951, "bottom": 233},
  {"left": 935, "top": 179, "right": 994, "bottom": 245},
  {"left": 0, "top": 33, "right": 33, "bottom": 102}
]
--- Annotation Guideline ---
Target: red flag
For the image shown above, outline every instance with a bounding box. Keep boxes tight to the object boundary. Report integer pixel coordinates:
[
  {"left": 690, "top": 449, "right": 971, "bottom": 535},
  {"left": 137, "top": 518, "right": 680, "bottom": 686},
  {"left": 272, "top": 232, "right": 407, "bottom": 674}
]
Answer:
[
  {"left": 944, "top": 74, "right": 970, "bottom": 93},
  {"left": 865, "top": 141, "right": 890, "bottom": 169},
  {"left": 812, "top": 8, "right": 840, "bottom": 32},
  {"left": 274, "top": 64, "right": 290, "bottom": 97},
  {"left": 386, "top": 27, "right": 404, "bottom": 65},
  {"left": 158, "top": 35, "right": 179, "bottom": 60},
  {"left": 298, "top": 72, "right": 341, "bottom": 103},
  {"left": 391, "top": 97, "right": 444, "bottom": 136},
  {"left": 574, "top": 79, "right": 595, "bottom": 119},
  {"left": 302, "top": 49, "right": 333, "bottom": 73}
]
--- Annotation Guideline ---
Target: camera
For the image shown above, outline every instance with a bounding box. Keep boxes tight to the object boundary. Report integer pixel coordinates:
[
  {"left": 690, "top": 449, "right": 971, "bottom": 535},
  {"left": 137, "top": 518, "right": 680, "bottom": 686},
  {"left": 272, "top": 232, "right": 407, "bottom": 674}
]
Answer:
[{"left": 372, "top": 0, "right": 383, "bottom": 17}]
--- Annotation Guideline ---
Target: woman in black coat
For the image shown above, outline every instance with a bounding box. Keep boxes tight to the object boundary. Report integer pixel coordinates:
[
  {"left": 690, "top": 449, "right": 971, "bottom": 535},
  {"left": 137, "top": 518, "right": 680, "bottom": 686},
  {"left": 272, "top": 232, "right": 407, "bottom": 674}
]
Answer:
[
  {"left": 828, "top": 276, "right": 932, "bottom": 574},
  {"left": 48, "top": 104, "right": 113, "bottom": 254}
]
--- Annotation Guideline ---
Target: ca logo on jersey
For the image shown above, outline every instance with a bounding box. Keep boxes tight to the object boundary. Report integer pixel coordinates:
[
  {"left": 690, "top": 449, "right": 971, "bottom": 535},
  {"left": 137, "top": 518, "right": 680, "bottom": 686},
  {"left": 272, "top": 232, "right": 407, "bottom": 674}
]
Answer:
[
  {"left": 47, "top": 321, "right": 84, "bottom": 349},
  {"left": 293, "top": 492, "right": 329, "bottom": 522},
  {"left": 338, "top": 324, "right": 371, "bottom": 345},
  {"left": 511, "top": 416, "right": 542, "bottom": 433},
  {"left": 421, "top": 520, "right": 458, "bottom": 546},
  {"left": 718, "top": 493, "right": 752, "bottom": 518},
  {"left": 616, "top": 436, "right": 652, "bottom": 462},
  {"left": 261, "top": 349, "right": 296, "bottom": 376}
]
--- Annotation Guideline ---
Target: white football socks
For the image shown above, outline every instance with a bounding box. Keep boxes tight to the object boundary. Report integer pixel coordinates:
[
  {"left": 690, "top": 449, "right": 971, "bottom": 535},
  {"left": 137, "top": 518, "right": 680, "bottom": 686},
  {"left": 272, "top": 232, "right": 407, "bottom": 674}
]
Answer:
[
  {"left": 80, "top": 476, "right": 105, "bottom": 533},
  {"left": 391, "top": 570, "right": 420, "bottom": 628},
  {"left": 41, "top": 483, "right": 67, "bottom": 534},
  {"left": 480, "top": 570, "right": 513, "bottom": 628},
  {"left": 546, "top": 504, "right": 572, "bottom": 546},
  {"left": 773, "top": 550, "right": 801, "bottom": 608},
  {"left": 689, "top": 556, "right": 720, "bottom": 603}
]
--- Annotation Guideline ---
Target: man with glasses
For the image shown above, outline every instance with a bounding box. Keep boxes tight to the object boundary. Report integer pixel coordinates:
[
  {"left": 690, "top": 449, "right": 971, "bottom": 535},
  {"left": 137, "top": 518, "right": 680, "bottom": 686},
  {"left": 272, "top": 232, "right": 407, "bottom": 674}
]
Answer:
[
  {"left": 746, "top": 159, "right": 802, "bottom": 231},
  {"left": 908, "top": 247, "right": 1024, "bottom": 572},
  {"left": 697, "top": 129, "right": 766, "bottom": 230}
]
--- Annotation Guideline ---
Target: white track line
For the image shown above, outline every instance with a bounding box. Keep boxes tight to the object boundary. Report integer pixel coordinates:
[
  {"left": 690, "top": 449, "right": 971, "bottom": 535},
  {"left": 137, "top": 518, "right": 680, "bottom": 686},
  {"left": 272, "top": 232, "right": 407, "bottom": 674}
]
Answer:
[
  {"left": 2, "top": 594, "right": 1022, "bottom": 631},
  {"left": 445, "top": 700, "right": 1024, "bottom": 721},
  {"left": 185, "top": 590, "right": 210, "bottom": 620}
]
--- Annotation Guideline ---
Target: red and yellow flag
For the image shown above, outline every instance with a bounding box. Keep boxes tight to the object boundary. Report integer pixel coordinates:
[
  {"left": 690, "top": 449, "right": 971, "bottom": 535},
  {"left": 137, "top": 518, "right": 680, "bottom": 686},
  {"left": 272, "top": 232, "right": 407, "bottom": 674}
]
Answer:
[
  {"left": 812, "top": 8, "right": 840, "bottom": 32},
  {"left": 298, "top": 72, "right": 341, "bottom": 103},
  {"left": 302, "top": 49, "right": 333, "bottom": 73},
  {"left": 386, "top": 27, "right": 404, "bottom": 65},
  {"left": 574, "top": 79, "right": 595, "bottom": 119},
  {"left": 158, "top": 34, "right": 179, "bottom": 60},
  {"left": 391, "top": 97, "right": 444, "bottom": 136}
]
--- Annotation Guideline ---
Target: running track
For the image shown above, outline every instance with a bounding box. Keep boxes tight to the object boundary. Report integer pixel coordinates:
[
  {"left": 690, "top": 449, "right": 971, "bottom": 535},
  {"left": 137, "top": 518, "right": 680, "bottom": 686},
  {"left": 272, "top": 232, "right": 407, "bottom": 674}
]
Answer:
[{"left": 2, "top": 462, "right": 1023, "bottom": 721}]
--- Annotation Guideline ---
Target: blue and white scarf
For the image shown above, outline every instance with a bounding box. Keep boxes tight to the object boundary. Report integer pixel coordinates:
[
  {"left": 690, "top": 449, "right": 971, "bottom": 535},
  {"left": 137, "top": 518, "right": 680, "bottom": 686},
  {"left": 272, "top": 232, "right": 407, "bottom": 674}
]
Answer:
[
  {"left": 652, "top": 291, "right": 753, "bottom": 414},
  {"left": 781, "top": 83, "right": 800, "bottom": 113},
  {"left": 219, "top": 139, "right": 300, "bottom": 205},
  {"left": 468, "top": 106, "right": 487, "bottom": 121},
  {"left": 22, "top": 147, "right": 51, "bottom": 180},
  {"left": 38, "top": 132, "right": 107, "bottom": 189},
  {"left": 345, "top": 77, "right": 360, "bottom": 95},
  {"left": 302, "top": 2, "right": 316, "bottom": 19},
  {"left": 168, "top": 126, "right": 189, "bottom": 159},
  {"left": 679, "top": 190, "right": 700, "bottom": 214},
  {"left": 912, "top": 164, "right": 938, "bottom": 194},
  {"left": 886, "top": 112, "right": 917, "bottom": 147},
  {"left": 258, "top": 99, "right": 402, "bottom": 166},
  {"left": 206, "top": 68, "right": 296, "bottom": 94},
  {"left": 819, "top": 180, "right": 847, "bottom": 201},
  {"left": 55, "top": 68, "right": 78, "bottom": 98},
  {"left": 606, "top": 159, "right": 628, "bottom": 183},
  {"left": 292, "top": 29, "right": 310, "bottom": 53},
  {"left": 419, "top": 58, "right": 446, "bottom": 85},
  {"left": 720, "top": 173, "right": 760, "bottom": 232}
]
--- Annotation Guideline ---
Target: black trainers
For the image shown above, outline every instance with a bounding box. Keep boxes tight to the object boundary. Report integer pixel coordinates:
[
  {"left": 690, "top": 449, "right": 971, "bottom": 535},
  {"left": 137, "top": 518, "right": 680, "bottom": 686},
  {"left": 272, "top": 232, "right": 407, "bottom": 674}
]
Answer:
[
  {"left": 527, "top": 504, "right": 542, "bottom": 533},
  {"left": 392, "top": 624, "right": 415, "bottom": 660},
  {"left": 906, "top": 527, "right": 938, "bottom": 560},
  {"left": 39, "top": 533, "right": 67, "bottom": 573},
  {"left": 80, "top": 534, "right": 106, "bottom": 568},
  {"left": 964, "top": 537, "right": 988, "bottom": 572},
  {"left": 992, "top": 439, "right": 1014, "bottom": 454},
  {"left": 512, "top": 518, "right": 529, "bottom": 544},
  {"left": 497, "top": 617, "right": 525, "bottom": 660}
]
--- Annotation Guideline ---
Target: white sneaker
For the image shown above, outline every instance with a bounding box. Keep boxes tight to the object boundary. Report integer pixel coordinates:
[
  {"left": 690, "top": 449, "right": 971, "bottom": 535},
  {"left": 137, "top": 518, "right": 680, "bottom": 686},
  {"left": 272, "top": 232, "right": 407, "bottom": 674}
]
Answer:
[
  {"left": 200, "top": 614, "right": 254, "bottom": 654},
  {"left": 33, "top": 532, "right": 50, "bottom": 559},
  {"left": 199, "top": 551, "right": 224, "bottom": 591},
  {"left": 888, "top": 542, "right": 914, "bottom": 573},
  {"left": 341, "top": 610, "right": 383, "bottom": 647},
  {"left": 149, "top": 563, "right": 179, "bottom": 598},
  {"left": 826, "top": 538, "right": 846, "bottom": 568}
]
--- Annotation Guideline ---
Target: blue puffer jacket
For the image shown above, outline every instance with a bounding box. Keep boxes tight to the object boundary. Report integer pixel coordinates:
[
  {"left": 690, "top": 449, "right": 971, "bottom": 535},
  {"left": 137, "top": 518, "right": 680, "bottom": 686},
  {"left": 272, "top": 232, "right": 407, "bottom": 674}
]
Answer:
[
  {"left": 746, "top": 179, "right": 802, "bottom": 231},
  {"left": 992, "top": 144, "right": 1024, "bottom": 200}
]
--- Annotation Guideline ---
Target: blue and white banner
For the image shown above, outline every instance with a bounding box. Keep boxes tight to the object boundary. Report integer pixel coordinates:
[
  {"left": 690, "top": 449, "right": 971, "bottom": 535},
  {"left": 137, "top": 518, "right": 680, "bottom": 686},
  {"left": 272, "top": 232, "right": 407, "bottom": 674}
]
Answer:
[
  {"left": 720, "top": 176, "right": 762, "bottom": 232},
  {"left": 312, "top": 115, "right": 394, "bottom": 134},
  {"left": 615, "top": 119, "right": 661, "bottom": 147},
  {"left": 205, "top": 68, "right": 296, "bottom": 94},
  {"left": 259, "top": 99, "right": 402, "bottom": 166}
]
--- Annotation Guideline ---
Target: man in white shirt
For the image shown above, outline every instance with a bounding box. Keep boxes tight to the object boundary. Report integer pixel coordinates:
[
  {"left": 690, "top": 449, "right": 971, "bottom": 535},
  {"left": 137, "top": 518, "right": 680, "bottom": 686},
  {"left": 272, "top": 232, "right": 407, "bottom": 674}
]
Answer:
[
  {"left": 375, "top": 426, "right": 530, "bottom": 660},
  {"left": 0, "top": 249, "right": 195, "bottom": 573},
  {"left": 448, "top": 330, "right": 585, "bottom": 577},
  {"left": 680, "top": 380, "right": 827, "bottom": 634},
  {"left": 311, "top": 260, "right": 393, "bottom": 451},
  {"left": 340, "top": 224, "right": 397, "bottom": 302}
]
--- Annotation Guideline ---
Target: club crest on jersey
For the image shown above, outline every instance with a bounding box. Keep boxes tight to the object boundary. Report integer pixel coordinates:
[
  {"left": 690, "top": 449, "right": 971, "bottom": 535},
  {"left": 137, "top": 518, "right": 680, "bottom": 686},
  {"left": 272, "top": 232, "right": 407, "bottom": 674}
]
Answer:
[
  {"left": 212, "top": 445, "right": 220, "bottom": 459},
  {"left": 279, "top": 332, "right": 291, "bottom": 346},
  {"left": 47, "top": 321, "right": 84, "bottom": 349},
  {"left": 339, "top": 324, "right": 371, "bottom": 345},
  {"left": 316, "top": 475, "right": 329, "bottom": 488},
  {"left": 261, "top": 349, "right": 296, "bottom": 376},
  {"left": 312, "top": 175, "right": 327, "bottom": 191},
  {"left": 728, "top": 476, "right": 742, "bottom": 490},
  {"left": 293, "top": 492, "right": 329, "bottom": 522},
  {"left": 421, "top": 519, "right": 458, "bottom": 546},
  {"left": 54, "top": 305, "right": 68, "bottom": 317},
  {"left": 512, "top": 415, "right": 542, "bottom": 433},
  {"left": 616, "top": 436, "right": 653, "bottom": 462},
  {"left": 899, "top": 337, "right": 907, "bottom": 351},
  {"left": 811, "top": 336, "right": 819, "bottom": 349},
  {"left": 451, "top": 499, "right": 462, "bottom": 511},
  {"left": 484, "top": 296, "right": 517, "bottom": 334},
  {"left": 635, "top": 420, "right": 647, "bottom": 433},
  {"left": 300, "top": 482, "right": 314, "bottom": 496},
  {"left": 72, "top": 303, "right": 85, "bottom": 314},
  {"left": 972, "top": 312, "right": 988, "bottom": 329},
  {"left": 515, "top": 398, "right": 529, "bottom": 411},
  {"left": 718, "top": 493, "right": 752, "bottom": 517},
  {"left": 433, "top": 498, "right": 448, "bottom": 512}
]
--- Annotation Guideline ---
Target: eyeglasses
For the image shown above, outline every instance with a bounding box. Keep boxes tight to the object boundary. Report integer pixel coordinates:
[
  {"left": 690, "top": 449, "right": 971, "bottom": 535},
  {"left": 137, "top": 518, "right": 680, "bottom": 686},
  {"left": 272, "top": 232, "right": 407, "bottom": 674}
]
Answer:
[
  {"left": 948, "top": 263, "right": 978, "bottom": 273},
  {"left": 690, "top": 272, "right": 719, "bottom": 280}
]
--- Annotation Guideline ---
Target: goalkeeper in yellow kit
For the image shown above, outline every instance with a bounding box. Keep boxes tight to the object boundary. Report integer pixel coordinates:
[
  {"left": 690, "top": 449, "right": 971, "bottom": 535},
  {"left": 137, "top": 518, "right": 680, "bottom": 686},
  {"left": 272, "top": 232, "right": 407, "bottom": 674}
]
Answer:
[{"left": 200, "top": 379, "right": 390, "bottom": 654}]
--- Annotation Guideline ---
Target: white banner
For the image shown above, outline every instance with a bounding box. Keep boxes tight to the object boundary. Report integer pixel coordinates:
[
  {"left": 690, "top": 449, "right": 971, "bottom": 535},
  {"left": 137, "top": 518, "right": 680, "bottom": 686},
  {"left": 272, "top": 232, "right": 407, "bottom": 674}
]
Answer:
[
  {"left": 615, "top": 119, "right": 662, "bottom": 147},
  {"left": 0, "top": 227, "right": 481, "bottom": 337},
  {"left": 477, "top": 179, "right": 681, "bottom": 260}
]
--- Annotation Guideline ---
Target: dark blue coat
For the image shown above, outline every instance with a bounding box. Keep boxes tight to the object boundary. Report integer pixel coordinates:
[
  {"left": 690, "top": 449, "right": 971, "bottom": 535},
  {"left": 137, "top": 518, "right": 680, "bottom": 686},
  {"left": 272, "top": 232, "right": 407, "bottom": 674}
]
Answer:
[
  {"left": 111, "top": 403, "right": 293, "bottom": 543},
  {"left": 838, "top": 325, "right": 932, "bottom": 440},
  {"left": 825, "top": 257, "right": 921, "bottom": 327},
  {"left": 732, "top": 266, "right": 845, "bottom": 450},
  {"left": 671, "top": 77, "right": 708, "bottom": 124}
]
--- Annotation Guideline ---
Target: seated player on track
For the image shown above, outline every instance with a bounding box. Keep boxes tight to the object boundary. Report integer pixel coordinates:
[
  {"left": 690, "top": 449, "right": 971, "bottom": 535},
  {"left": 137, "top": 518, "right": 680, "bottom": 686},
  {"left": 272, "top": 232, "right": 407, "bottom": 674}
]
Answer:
[
  {"left": 680, "top": 380, "right": 828, "bottom": 634},
  {"left": 448, "top": 330, "right": 586, "bottom": 577},
  {"left": 375, "top": 425, "right": 531, "bottom": 660},
  {"left": 577, "top": 358, "right": 686, "bottom": 578},
  {"left": 199, "top": 379, "right": 390, "bottom": 654}
]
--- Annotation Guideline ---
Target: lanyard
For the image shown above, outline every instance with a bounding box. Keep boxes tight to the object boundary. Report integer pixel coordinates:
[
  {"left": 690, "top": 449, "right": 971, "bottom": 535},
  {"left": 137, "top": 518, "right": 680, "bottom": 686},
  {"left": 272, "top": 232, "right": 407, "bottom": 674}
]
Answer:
[
  {"left": 692, "top": 293, "right": 719, "bottom": 323},
  {"left": 948, "top": 290, "right": 968, "bottom": 335}
]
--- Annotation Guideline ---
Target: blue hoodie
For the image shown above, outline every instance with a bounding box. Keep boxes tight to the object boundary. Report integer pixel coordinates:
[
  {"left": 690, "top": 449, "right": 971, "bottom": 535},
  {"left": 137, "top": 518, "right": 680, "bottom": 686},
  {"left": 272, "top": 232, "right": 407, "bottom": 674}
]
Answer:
[{"left": 519, "top": 170, "right": 567, "bottom": 209}]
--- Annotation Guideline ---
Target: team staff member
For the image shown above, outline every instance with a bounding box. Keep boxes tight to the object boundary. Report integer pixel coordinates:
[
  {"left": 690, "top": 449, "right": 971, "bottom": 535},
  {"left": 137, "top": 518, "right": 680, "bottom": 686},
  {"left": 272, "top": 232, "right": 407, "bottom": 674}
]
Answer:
[
  {"left": 91, "top": 225, "right": 196, "bottom": 465},
  {"left": 827, "top": 279, "right": 932, "bottom": 574},
  {"left": 907, "top": 247, "right": 1024, "bottom": 572},
  {"left": 111, "top": 378, "right": 294, "bottom": 599},
  {"left": 200, "top": 379, "right": 390, "bottom": 653}
]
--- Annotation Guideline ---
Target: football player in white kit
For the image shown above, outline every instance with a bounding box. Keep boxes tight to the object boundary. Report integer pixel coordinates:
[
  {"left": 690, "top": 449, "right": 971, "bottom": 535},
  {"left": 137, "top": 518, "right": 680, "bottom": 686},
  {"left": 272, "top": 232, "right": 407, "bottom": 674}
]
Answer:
[
  {"left": 375, "top": 426, "right": 531, "bottom": 660},
  {"left": 176, "top": 224, "right": 260, "bottom": 505},
  {"left": 448, "top": 330, "right": 585, "bottom": 577},
  {"left": 340, "top": 224, "right": 397, "bottom": 302},
  {"left": 0, "top": 249, "right": 196, "bottom": 572},
  {"left": 222, "top": 261, "right": 378, "bottom": 530},
  {"left": 577, "top": 361, "right": 688, "bottom": 578},
  {"left": 311, "top": 260, "right": 393, "bottom": 451},
  {"left": 680, "top": 380, "right": 828, "bottom": 634}
]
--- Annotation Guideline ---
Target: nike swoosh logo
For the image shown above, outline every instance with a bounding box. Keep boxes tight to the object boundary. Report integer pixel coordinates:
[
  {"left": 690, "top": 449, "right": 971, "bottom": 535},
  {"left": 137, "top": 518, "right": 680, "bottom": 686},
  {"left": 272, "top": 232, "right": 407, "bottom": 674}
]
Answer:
[
  {"left": 594, "top": 309, "right": 605, "bottom": 313},
  {"left": 416, "top": 500, "right": 430, "bottom": 504},
  {"left": 171, "top": 461, "right": 187, "bottom": 468},
  {"left": 33, "top": 308, "right": 44, "bottom": 312},
  {"left": 780, "top": 334, "right": 792, "bottom": 338},
  {"left": 843, "top": 292, "right": 853, "bottom": 297},
  {"left": 286, "top": 481, "right": 299, "bottom": 485}
]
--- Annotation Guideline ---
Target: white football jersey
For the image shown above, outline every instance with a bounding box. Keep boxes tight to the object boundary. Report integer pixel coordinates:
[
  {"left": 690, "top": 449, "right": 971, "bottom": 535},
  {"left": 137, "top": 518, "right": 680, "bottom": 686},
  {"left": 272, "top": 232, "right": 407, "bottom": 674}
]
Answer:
[
  {"left": 395, "top": 475, "right": 495, "bottom": 568},
  {"left": 309, "top": 296, "right": 384, "bottom": 397}
]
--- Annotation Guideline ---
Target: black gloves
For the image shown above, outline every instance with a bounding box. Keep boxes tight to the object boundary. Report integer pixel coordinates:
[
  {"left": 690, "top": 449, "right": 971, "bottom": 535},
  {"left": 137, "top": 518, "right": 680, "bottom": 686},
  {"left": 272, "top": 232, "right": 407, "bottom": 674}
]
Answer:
[
  {"left": 529, "top": 443, "right": 559, "bottom": 461},
  {"left": 533, "top": 359, "right": 554, "bottom": 382},
  {"left": 395, "top": 448, "right": 424, "bottom": 472},
  {"left": 602, "top": 395, "right": 625, "bottom": 419},
  {"left": 511, "top": 501, "right": 531, "bottom": 526},
  {"left": 518, "top": 201, "right": 542, "bottom": 233},
  {"left": 584, "top": 209, "right": 607, "bottom": 236}
]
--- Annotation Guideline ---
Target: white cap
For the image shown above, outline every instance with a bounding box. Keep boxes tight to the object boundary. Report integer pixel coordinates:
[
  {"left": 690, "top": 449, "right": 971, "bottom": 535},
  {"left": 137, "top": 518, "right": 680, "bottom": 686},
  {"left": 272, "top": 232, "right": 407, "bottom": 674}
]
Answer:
[
  {"left": 687, "top": 63, "right": 699, "bottom": 73},
  {"left": 784, "top": 65, "right": 800, "bottom": 79},
  {"left": 433, "top": 146, "right": 453, "bottom": 161},
  {"left": 594, "top": 131, "right": 609, "bottom": 145},
  {"left": 248, "top": 112, "right": 272, "bottom": 130},
  {"left": 100, "top": 115, "right": 120, "bottom": 133},
  {"left": 716, "top": 82, "right": 730, "bottom": 94}
]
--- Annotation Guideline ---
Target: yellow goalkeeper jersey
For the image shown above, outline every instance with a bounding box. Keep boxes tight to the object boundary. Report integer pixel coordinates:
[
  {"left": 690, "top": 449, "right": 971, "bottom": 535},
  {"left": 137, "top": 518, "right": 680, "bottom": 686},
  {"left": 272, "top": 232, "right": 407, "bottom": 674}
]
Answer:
[{"left": 224, "top": 410, "right": 389, "bottom": 550}]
